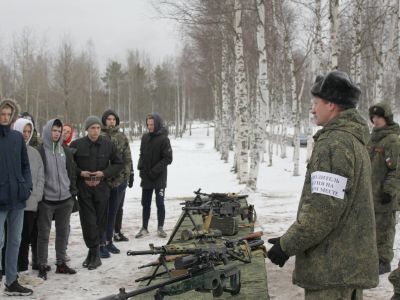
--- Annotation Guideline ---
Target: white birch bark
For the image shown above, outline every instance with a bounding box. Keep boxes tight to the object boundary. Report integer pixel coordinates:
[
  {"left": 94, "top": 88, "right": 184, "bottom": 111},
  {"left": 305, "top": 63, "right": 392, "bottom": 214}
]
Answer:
[
  {"left": 233, "top": 0, "right": 250, "bottom": 183},
  {"left": 329, "top": 0, "right": 340, "bottom": 70},
  {"left": 220, "top": 30, "right": 231, "bottom": 163},
  {"left": 375, "top": 1, "right": 387, "bottom": 103},
  {"left": 350, "top": 0, "right": 363, "bottom": 87},
  {"left": 247, "top": 0, "right": 270, "bottom": 190}
]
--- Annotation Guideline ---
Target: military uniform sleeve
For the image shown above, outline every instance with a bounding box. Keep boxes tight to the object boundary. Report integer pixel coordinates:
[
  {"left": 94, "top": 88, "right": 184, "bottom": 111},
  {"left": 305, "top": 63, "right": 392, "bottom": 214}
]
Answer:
[
  {"left": 280, "top": 138, "right": 354, "bottom": 256},
  {"left": 150, "top": 137, "right": 173, "bottom": 176},
  {"left": 102, "top": 142, "right": 124, "bottom": 178},
  {"left": 122, "top": 135, "right": 132, "bottom": 182},
  {"left": 382, "top": 138, "right": 400, "bottom": 198}
]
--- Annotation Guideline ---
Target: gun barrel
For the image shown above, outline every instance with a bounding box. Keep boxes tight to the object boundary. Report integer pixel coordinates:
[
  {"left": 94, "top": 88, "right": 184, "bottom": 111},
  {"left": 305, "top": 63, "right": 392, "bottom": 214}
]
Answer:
[
  {"left": 127, "top": 250, "right": 163, "bottom": 256},
  {"left": 98, "top": 274, "right": 192, "bottom": 300}
]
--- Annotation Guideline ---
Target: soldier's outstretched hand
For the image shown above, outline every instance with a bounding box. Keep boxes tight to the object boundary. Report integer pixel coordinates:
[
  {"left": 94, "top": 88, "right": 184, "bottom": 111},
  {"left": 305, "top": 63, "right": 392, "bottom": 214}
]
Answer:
[{"left": 267, "top": 237, "right": 289, "bottom": 267}]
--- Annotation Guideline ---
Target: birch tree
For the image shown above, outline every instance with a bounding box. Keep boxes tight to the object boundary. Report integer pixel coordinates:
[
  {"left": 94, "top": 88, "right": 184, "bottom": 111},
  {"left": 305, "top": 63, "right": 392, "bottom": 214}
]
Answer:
[{"left": 329, "top": 0, "right": 340, "bottom": 69}]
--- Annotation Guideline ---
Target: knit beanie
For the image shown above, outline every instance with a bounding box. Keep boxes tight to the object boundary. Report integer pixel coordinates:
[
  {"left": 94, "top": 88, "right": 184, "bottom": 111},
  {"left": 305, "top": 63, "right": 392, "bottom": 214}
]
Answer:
[{"left": 84, "top": 115, "right": 102, "bottom": 130}]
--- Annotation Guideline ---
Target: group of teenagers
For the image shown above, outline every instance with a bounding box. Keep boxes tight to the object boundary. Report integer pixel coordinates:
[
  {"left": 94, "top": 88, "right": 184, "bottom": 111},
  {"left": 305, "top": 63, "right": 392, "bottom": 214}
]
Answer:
[{"left": 0, "top": 98, "right": 172, "bottom": 296}]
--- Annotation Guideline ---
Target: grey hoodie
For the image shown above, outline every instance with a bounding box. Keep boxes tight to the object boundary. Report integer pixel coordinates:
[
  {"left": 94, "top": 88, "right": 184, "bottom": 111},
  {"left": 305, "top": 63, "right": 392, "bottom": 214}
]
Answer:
[
  {"left": 42, "top": 119, "right": 71, "bottom": 202},
  {"left": 13, "top": 118, "right": 44, "bottom": 211}
]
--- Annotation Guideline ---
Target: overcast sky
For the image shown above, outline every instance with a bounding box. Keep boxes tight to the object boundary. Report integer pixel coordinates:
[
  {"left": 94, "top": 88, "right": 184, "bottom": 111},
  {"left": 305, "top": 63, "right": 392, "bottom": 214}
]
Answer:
[{"left": 0, "top": 0, "right": 181, "bottom": 70}]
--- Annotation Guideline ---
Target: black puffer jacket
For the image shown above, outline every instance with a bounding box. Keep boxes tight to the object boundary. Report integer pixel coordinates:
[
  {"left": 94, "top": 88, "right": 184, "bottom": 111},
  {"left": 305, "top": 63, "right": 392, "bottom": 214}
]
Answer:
[{"left": 138, "top": 114, "right": 172, "bottom": 189}]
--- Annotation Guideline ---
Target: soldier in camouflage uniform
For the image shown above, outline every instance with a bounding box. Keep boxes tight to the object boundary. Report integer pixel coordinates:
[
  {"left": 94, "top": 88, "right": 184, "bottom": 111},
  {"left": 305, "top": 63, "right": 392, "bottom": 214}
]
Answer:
[
  {"left": 99, "top": 109, "right": 133, "bottom": 257},
  {"left": 267, "top": 71, "right": 379, "bottom": 300},
  {"left": 368, "top": 102, "right": 400, "bottom": 275}
]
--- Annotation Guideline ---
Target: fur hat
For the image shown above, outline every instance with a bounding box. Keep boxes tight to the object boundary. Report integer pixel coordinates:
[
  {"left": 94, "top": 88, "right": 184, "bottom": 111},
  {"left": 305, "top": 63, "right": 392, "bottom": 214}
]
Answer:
[
  {"left": 84, "top": 115, "right": 102, "bottom": 130},
  {"left": 369, "top": 102, "right": 394, "bottom": 125},
  {"left": 311, "top": 70, "right": 361, "bottom": 108}
]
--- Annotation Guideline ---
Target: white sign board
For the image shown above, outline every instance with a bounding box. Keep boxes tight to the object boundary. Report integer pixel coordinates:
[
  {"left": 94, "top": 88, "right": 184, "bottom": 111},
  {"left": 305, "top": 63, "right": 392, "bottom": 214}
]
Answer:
[{"left": 311, "top": 171, "right": 347, "bottom": 200}]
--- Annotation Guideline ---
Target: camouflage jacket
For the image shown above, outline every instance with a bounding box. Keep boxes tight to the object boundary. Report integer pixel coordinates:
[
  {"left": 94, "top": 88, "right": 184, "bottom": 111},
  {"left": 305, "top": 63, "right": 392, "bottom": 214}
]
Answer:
[
  {"left": 368, "top": 123, "right": 400, "bottom": 212},
  {"left": 101, "top": 126, "right": 132, "bottom": 188},
  {"left": 280, "top": 109, "right": 379, "bottom": 290}
]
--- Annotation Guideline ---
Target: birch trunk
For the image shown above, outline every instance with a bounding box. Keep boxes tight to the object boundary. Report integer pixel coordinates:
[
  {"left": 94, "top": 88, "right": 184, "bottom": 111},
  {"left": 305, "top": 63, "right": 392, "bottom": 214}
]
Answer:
[
  {"left": 247, "top": 0, "right": 270, "bottom": 190},
  {"left": 220, "top": 31, "right": 231, "bottom": 163},
  {"left": 233, "top": 0, "right": 250, "bottom": 183},
  {"left": 329, "top": 0, "right": 340, "bottom": 70},
  {"left": 350, "top": 0, "right": 363, "bottom": 87}
]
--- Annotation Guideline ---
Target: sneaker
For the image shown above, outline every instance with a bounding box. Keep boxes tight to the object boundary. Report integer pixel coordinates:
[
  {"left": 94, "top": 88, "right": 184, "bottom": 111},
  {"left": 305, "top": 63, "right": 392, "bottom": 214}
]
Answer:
[
  {"left": 38, "top": 265, "right": 47, "bottom": 280},
  {"left": 99, "top": 245, "right": 110, "bottom": 258},
  {"left": 379, "top": 261, "right": 391, "bottom": 275},
  {"left": 114, "top": 232, "right": 129, "bottom": 242},
  {"left": 4, "top": 279, "right": 33, "bottom": 296},
  {"left": 135, "top": 228, "right": 149, "bottom": 239},
  {"left": 106, "top": 242, "right": 120, "bottom": 254},
  {"left": 56, "top": 263, "right": 76, "bottom": 275},
  {"left": 157, "top": 227, "right": 167, "bottom": 238},
  {"left": 32, "top": 264, "right": 51, "bottom": 271}
]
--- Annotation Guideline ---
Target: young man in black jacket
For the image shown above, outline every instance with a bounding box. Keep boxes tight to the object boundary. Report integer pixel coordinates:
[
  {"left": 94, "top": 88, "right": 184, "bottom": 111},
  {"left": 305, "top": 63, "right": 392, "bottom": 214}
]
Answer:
[
  {"left": 136, "top": 113, "right": 172, "bottom": 238},
  {"left": 69, "top": 116, "right": 123, "bottom": 270}
]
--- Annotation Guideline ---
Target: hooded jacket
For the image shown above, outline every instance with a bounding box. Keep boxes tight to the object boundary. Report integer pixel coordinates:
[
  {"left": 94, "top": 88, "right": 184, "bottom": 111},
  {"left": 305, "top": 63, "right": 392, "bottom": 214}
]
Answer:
[
  {"left": 0, "top": 99, "right": 32, "bottom": 210},
  {"left": 138, "top": 114, "right": 172, "bottom": 189},
  {"left": 13, "top": 118, "right": 44, "bottom": 211},
  {"left": 40, "top": 119, "right": 73, "bottom": 202},
  {"left": 63, "top": 123, "right": 74, "bottom": 146},
  {"left": 368, "top": 104, "right": 400, "bottom": 212},
  {"left": 280, "top": 109, "right": 379, "bottom": 290},
  {"left": 101, "top": 110, "right": 133, "bottom": 187}
]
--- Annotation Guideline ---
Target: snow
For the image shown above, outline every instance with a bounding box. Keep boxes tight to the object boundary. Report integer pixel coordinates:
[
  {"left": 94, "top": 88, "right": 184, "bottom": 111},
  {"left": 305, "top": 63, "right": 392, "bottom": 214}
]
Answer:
[{"left": 8, "top": 123, "right": 397, "bottom": 299}]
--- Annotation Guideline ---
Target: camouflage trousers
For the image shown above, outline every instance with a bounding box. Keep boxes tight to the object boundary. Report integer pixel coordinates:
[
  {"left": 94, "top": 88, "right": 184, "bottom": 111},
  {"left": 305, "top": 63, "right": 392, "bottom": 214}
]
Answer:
[
  {"left": 375, "top": 212, "right": 396, "bottom": 263},
  {"left": 304, "top": 288, "right": 363, "bottom": 300},
  {"left": 389, "top": 262, "right": 400, "bottom": 294}
]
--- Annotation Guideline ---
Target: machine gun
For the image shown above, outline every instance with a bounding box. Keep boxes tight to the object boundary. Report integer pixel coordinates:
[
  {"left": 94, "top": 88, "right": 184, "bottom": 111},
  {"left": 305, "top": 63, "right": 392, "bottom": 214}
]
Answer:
[
  {"left": 99, "top": 246, "right": 242, "bottom": 300},
  {"left": 180, "top": 229, "right": 222, "bottom": 241},
  {"left": 179, "top": 189, "right": 255, "bottom": 235}
]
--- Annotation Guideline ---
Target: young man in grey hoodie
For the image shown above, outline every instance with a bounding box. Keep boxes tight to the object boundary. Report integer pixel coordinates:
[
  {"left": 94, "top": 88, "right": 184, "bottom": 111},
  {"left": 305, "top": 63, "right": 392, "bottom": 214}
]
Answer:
[
  {"left": 13, "top": 118, "right": 44, "bottom": 273},
  {"left": 36, "top": 119, "right": 77, "bottom": 280}
]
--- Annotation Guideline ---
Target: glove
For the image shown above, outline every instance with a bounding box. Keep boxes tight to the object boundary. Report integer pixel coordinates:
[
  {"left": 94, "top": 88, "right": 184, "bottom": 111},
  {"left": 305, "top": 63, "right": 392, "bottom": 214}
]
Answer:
[
  {"left": 128, "top": 173, "right": 134, "bottom": 188},
  {"left": 267, "top": 237, "right": 289, "bottom": 267},
  {"left": 382, "top": 192, "right": 392, "bottom": 204}
]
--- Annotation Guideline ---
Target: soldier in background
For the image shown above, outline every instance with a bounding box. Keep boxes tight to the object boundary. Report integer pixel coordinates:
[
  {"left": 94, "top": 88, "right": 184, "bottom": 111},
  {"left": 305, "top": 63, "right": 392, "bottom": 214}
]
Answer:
[
  {"left": 99, "top": 109, "right": 133, "bottom": 258},
  {"left": 267, "top": 71, "right": 379, "bottom": 299},
  {"left": 368, "top": 102, "right": 400, "bottom": 275}
]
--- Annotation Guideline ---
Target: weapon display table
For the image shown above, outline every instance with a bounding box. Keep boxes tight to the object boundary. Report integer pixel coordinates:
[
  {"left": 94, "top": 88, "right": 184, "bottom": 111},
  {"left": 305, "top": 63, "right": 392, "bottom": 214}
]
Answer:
[{"left": 134, "top": 198, "right": 270, "bottom": 299}]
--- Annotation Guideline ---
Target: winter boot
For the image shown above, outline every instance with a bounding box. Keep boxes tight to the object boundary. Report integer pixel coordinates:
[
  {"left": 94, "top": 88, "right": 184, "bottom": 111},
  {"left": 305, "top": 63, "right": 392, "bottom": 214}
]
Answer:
[
  {"left": 82, "top": 249, "right": 91, "bottom": 268},
  {"left": 157, "top": 227, "right": 167, "bottom": 238},
  {"left": 114, "top": 232, "right": 129, "bottom": 242},
  {"left": 56, "top": 263, "right": 77, "bottom": 275},
  {"left": 135, "top": 227, "right": 149, "bottom": 238},
  {"left": 379, "top": 261, "right": 391, "bottom": 275},
  {"left": 100, "top": 245, "right": 111, "bottom": 258},
  {"left": 37, "top": 265, "right": 47, "bottom": 280},
  {"left": 106, "top": 242, "right": 120, "bottom": 254},
  {"left": 88, "top": 246, "right": 102, "bottom": 270},
  {"left": 32, "top": 264, "right": 51, "bottom": 271},
  {"left": 4, "top": 279, "right": 33, "bottom": 296}
]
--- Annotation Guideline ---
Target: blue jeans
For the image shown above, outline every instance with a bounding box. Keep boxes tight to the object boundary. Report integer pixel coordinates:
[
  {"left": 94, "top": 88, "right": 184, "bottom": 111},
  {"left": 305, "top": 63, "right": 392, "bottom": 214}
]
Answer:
[
  {"left": 102, "top": 182, "right": 127, "bottom": 243},
  {"left": 0, "top": 209, "right": 24, "bottom": 285}
]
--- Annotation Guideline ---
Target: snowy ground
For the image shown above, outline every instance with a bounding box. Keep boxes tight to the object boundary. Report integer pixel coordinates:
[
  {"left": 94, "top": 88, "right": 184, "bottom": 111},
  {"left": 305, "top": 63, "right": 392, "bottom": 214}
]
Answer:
[{"left": 6, "top": 124, "right": 398, "bottom": 299}]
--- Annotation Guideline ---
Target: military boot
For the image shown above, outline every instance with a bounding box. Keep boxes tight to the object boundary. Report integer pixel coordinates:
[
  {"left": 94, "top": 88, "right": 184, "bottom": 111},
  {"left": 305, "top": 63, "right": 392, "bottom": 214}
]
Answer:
[
  {"left": 88, "top": 246, "right": 102, "bottom": 270},
  {"left": 82, "top": 249, "right": 91, "bottom": 268},
  {"left": 391, "top": 293, "right": 400, "bottom": 300}
]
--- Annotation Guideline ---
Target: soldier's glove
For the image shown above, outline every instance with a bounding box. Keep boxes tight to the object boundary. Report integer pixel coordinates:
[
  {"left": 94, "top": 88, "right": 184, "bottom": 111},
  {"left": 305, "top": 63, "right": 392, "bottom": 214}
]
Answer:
[
  {"left": 267, "top": 237, "right": 289, "bottom": 267},
  {"left": 382, "top": 192, "right": 392, "bottom": 204},
  {"left": 128, "top": 173, "right": 134, "bottom": 188}
]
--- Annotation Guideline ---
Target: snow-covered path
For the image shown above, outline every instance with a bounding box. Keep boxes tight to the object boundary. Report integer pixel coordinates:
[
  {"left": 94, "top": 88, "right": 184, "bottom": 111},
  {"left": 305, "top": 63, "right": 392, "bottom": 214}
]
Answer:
[{"left": 9, "top": 124, "right": 397, "bottom": 299}]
